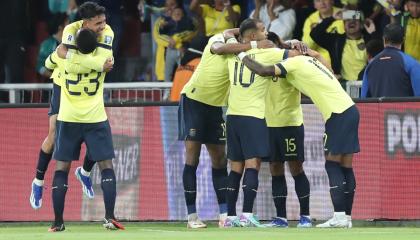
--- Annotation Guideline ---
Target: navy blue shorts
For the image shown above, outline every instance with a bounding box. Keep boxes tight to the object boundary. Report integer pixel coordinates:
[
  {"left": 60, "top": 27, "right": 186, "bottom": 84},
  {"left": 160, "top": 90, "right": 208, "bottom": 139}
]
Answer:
[
  {"left": 226, "top": 115, "right": 270, "bottom": 161},
  {"left": 48, "top": 83, "right": 61, "bottom": 116},
  {"left": 267, "top": 125, "right": 305, "bottom": 162},
  {"left": 178, "top": 94, "right": 225, "bottom": 144},
  {"left": 324, "top": 105, "right": 360, "bottom": 155},
  {"left": 53, "top": 120, "right": 115, "bottom": 162}
]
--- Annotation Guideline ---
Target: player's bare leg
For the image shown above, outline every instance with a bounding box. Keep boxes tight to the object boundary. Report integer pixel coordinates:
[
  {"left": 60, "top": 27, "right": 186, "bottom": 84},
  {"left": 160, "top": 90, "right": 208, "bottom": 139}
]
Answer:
[
  {"left": 30, "top": 115, "right": 57, "bottom": 209},
  {"left": 206, "top": 143, "right": 228, "bottom": 227}
]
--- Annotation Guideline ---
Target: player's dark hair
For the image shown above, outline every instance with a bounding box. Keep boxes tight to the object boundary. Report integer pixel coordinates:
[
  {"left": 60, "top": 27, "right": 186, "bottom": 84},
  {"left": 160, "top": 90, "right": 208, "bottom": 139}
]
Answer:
[
  {"left": 47, "top": 13, "right": 68, "bottom": 35},
  {"left": 366, "top": 39, "right": 384, "bottom": 58},
  {"left": 267, "top": 32, "right": 281, "bottom": 46},
  {"left": 383, "top": 23, "right": 404, "bottom": 45},
  {"left": 76, "top": 28, "right": 97, "bottom": 54},
  {"left": 239, "top": 18, "right": 260, "bottom": 37},
  {"left": 78, "top": 1, "right": 106, "bottom": 19}
]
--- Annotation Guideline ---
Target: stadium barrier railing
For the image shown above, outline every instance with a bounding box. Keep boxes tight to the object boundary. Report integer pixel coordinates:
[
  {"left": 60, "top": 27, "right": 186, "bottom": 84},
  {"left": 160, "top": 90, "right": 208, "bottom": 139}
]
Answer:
[{"left": 0, "top": 82, "right": 173, "bottom": 103}]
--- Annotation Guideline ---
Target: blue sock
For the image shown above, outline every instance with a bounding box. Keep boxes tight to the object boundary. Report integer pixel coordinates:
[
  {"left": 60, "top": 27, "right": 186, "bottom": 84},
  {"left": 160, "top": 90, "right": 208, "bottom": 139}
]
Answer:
[
  {"left": 101, "top": 168, "right": 116, "bottom": 219},
  {"left": 293, "top": 172, "right": 310, "bottom": 216},
  {"left": 183, "top": 164, "right": 197, "bottom": 214},
  {"left": 212, "top": 167, "right": 228, "bottom": 214},
  {"left": 36, "top": 149, "right": 52, "bottom": 180},
  {"left": 341, "top": 167, "right": 356, "bottom": 215},
  {"left": 242, "top": 168, "right": 259, "bottom": 213},
  {"left": 227, "top": 170, "right": 242, "bottom": 216},
  {"left": 82, "top": 154, "right": 95, "bottom": 172},
  {"left": 325, "top": 161, "right": 345, "bottom": 212},
  {"left": 272, "top": 175, "right": 287, "bottom": 218},
  {"left": 52, "top": 170, "right": 68, "bottom": 224}
]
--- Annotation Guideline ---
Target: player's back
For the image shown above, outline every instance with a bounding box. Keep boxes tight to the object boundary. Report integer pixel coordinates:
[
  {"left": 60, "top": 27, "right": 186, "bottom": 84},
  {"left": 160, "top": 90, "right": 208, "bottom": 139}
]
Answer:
[
  {"left": 280, "top": 55, "right": 354, "bottom": 120},
  {"left": 227, "top": 48, "right": 286, "bottom": 119},
  {"left": 181, "top": 34, "right": 230, "bottom": 107}
]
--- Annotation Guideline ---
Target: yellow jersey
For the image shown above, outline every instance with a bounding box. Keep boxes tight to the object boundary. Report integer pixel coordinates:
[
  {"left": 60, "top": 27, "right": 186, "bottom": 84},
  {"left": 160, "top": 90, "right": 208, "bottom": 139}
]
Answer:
[
  {"left": 44, "top": 51, "right": 90, "bottom": 86},
  {"left": 341, "top": 39, "right": 367, "bottom": 81},
  {"left": 266, "top": 75, "right": 303, "bottom": 127},
  {"left": 277, "top": 56, "right": 354, "bottom": 121},
  {"left": 227, "top": 48, "right": 286, "bottom": 119},
  {"left": 58, "top": 20, "right": 114, "bottom": 123},
  {"left": 302, "top": 7, "right": 345, "bottom": 65},
  {"left": 201, "top": 4, "right": 241, "bottom": 36},
  {"left": 181, "top": 33, "right": 230, "bottom": 106},
  {"left": 404, "top": 17, "right": 420, "bottom": 62}
]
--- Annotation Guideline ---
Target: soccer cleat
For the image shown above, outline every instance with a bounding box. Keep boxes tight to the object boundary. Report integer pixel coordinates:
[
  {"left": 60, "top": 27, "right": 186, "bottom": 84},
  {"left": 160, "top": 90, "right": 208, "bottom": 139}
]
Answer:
[
  {"left": 187, "top": 213, "right": 207, "bottom": 229},
  {"left": 316, "top": 212, "right": 348, "bottom": 228},
  {"left": 218, "top": 213, "right": 228, "bottom": 228},
  {"left": 297, "top": 215, "right": 312, "bottom": 228},
  {"left": 239, "top": 214, "right": 266, "bottom": 228},
  {"left": 48, "top": 223, "right": 65, "bottom": 232},
  {"left": 30, "top": 179, "right": 43, "bottom": 209},
  {"left": 75, "top": 167, "right": 94, "bottom": 199},
  {"left": 103, "top": 218, "right": 125, "bottom": 230},
  {"left": 347, "top": 215, "right": 352, "bottom": 228},
  {"left": 223, "top": 216, "right": 242, "bottom": 228},
  {"left": 264, "top": 217, "right": 288, "bottom": 228}
]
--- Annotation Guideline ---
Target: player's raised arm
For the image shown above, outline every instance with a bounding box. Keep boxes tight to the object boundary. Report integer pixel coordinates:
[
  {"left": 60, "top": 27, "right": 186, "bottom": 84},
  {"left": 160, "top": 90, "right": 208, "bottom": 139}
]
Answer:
[
  {"left": 210, "top": 29, "right": 275, "bottom": 55},
  {"left": 240, "top": 53, "right": 279, "bottom": 77}
]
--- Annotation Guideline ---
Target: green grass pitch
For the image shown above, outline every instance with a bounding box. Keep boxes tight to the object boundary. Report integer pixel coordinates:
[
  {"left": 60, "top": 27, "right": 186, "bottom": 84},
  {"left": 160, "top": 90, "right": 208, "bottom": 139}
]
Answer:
[{"left": 1, "top": 222, "right": 419, "bottom": 240}]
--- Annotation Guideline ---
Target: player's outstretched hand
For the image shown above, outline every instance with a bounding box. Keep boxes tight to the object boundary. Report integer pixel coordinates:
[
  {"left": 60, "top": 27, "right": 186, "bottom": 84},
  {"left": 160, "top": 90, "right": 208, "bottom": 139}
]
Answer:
[
  {"left": 257, "top": 39, "right": 275, "bottom": 49},
  {"left": 288, "top": 39, "right": 308, "bottom": 54}
]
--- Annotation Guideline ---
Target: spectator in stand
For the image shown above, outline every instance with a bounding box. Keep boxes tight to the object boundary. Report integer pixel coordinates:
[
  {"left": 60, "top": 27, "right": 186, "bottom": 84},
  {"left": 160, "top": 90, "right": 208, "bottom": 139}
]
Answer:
[
  {"left": 357, "top": 39, "right": 384, "bottom": 80},
  {"left": 140, "top": 0, "right": 181, "bottom": 81},
  {"left": 311, "top": 10, "right": 377, "bottom": 85},
  {"left": 158, "top": 7, "right": 195, "bottom": 86},
  {"left": 36, "top": 13, "right": 68, "bottom": 79},
  {"left": 361, "top": 23, "right": 420, "bottom": 97},
  {"left": 153, "top": 6, "right": 196, "bottom": 82},
  {"left": 250, "top": 0, "right": 296, "bottom": 40},
  {"left": 190, "top": 0, "right": 241, "bottom": 37},
  {"left": 302, "top": 0, "right": 344, "bottom": 65},
  {"left": 392, "top": 0, "right": 420, "bottom": 61}
]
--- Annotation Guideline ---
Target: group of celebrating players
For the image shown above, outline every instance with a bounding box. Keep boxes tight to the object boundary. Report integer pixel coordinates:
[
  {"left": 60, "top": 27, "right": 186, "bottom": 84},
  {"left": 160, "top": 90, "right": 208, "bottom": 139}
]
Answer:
[
  {"left": 178, "top": 18, "right": 359, "bottom": 228},
  {"left": 28, "top": 1, "right": 360, "bottom": 232}
]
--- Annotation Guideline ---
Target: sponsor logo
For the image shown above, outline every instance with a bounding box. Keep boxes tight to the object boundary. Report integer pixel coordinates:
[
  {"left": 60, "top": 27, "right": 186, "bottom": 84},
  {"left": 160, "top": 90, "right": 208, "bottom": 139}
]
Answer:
[{"left": 385, "top": 111, "right": 420, "bottom": 157}]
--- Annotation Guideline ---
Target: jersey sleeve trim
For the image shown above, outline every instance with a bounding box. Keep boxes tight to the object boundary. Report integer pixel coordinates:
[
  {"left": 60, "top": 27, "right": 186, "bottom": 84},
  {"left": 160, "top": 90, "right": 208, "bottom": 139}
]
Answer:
[
  {"left": 48, "top": 54, "right": 57, "bottom": 65},
  {"left": 275, "top": 63, "right": 287, "bottom": 78},
  {"left": 97, "top": 43, "right": 113, "bottom": 50},
  {"left": 283, "top": 49, "right": 289, "bottom": 60},
  {"left": 64, "top": 43, "right": 77, "bottom": 50}
]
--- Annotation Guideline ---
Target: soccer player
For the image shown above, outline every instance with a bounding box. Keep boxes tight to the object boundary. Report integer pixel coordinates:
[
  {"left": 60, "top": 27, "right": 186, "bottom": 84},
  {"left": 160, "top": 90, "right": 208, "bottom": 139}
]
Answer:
[
  {"left": 240, "top": 50, "right": 359, "bottom": 228},
  {"left": 29, "top": 23, "right": 98, "bottom": 210},
  {"left": 222, "top": 18, "right": 290, "bottom": 228},
  {"left": 48, "top": 6, "right": 123, "bottom": 232},
  {"left": 262, "top": 32, "right": 312, "bottom": 228},
  {"left": 178, "top": 28, "right": 274, "bottom": 228}
]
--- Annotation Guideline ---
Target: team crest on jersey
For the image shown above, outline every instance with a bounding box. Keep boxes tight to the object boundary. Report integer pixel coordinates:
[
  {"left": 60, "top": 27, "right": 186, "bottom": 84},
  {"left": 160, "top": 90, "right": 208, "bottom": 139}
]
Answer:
[
  {"left": 104, "top": 35, "right": 113, "bottom": 44},
  {"left": 67, "top": 35, "right": 73, "bottom": 42}
]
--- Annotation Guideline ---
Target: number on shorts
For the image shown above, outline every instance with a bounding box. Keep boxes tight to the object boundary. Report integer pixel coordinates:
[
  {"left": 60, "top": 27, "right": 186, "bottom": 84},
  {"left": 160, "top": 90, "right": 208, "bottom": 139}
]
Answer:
[{"left": 285, "top": 138, "right": 296, "bottom": 153}]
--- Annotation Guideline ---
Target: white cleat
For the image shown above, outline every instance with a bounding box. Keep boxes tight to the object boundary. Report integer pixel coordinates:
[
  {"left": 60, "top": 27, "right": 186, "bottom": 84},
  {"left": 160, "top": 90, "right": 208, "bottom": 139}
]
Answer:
[
  {"left": 316, "top": 212, "right": 348, "bottom": 228},
  {"left": 218, "top": 213, "right": 228, "bottom": 228},
  {"left": 187, "top": 213, "right": 207, "bottom": 229},
  {"left": 347, "top": 215, "right": 352, "bottom": 228}
]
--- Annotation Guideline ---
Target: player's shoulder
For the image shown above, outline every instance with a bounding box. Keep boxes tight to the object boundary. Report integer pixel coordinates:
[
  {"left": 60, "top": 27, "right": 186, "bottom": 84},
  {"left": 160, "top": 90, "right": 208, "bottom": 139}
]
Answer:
[
  {"left": 208, "top": 33, "right": 224, "bottom": 44},
  {"left": 63, "top": 20, "right": 83, "bottom": 45},
  {"left": 97, "top": 24, "right": 114, "bottom": 47}
]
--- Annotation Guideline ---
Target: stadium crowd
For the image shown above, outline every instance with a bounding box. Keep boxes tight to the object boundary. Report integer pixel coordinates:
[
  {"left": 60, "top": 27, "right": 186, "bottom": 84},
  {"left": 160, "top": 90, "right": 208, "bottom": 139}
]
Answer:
[{"left": 0, "top": 0, "right": 419, "bottom": 102}]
